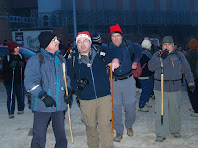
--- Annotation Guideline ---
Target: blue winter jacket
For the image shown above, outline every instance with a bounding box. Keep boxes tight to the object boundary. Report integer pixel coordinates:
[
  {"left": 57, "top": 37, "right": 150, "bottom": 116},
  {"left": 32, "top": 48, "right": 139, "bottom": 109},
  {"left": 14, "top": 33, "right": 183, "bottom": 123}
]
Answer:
[
  {"left": 24, "top": 48, "right": 71, "bottom": 112},
  {"left": 109, "top": 39, "right": 142, "bottom": 77},
  {"left": 67, "top": 45, "right": 121, "bottom": 100}
]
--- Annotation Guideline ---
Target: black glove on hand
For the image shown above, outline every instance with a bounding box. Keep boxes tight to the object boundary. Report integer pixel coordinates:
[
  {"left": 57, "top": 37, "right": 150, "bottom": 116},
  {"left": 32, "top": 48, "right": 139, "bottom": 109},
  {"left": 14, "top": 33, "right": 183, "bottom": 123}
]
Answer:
[
  {"left": 10, "top": 61, "right": 17, "bottom": 68},
  {"left": 77, "top": 78, "right": 89, "bottom": 90},
  {"left": 39, "top": 92, "right": 56, "bottom": 107},
  {"left": 64, "top": 89, "right": 73, "bottom": 104},
  {"left": 189, "top": 85, "right": 195, "bottom": 93},
  {"left": 159, "top": 49, "right": 169, "bottom": 60},
  {"left": 19, "top": 61, "right": 25, "bottom": 68}
]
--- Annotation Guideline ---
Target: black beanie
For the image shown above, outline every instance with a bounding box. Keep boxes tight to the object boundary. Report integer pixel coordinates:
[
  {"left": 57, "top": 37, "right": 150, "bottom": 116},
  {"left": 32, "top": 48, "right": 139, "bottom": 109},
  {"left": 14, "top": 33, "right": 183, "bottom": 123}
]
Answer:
[{"left": 38, "top": 31, "right": 56, "bottom": 49}]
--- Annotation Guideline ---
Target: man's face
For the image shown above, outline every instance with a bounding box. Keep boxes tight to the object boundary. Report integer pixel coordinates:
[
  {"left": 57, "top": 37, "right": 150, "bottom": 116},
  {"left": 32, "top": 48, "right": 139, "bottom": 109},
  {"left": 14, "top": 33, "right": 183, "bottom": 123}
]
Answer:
[
  {"left": 46, "top": 36, "right": 60, "bottom": 53},
  {"left": 111, "top": 33, "right": 122, "bottom": 47},
  {"left": 163, "top": 43, "right": 174, "bottom": 53},
  {"left": 12, "top": 46, "right": 20, "bottom": 55},
  {"left": 77, "top": 37, "right": 91, "bottom": 55}
]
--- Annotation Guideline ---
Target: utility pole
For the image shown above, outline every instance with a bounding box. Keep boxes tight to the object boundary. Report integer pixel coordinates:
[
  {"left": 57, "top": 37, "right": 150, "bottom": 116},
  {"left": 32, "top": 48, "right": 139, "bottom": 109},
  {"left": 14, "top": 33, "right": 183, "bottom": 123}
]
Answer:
[{"left": 73, "top": 0, "right": 77, "bottom": 37}]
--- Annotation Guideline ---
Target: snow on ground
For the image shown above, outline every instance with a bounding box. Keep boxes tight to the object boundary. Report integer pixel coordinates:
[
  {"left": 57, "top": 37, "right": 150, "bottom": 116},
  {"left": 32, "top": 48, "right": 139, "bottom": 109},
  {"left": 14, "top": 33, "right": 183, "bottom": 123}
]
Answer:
[{"left": 0, "top": 79, "right": 198, "bottom": 148}]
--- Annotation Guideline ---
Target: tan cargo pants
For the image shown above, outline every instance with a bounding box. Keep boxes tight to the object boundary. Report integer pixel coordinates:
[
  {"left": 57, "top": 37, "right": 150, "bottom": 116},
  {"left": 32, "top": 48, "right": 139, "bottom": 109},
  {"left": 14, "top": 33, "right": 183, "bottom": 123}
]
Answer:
[{"left": 80, "top": 95, "right": 113, "bottom": 148}]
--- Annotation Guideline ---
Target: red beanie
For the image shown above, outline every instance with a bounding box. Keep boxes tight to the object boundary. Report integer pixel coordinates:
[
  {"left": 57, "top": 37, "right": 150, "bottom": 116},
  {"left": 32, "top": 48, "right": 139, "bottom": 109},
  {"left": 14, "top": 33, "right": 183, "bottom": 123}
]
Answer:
[
  {"left": 76, "top": 31, "right": 92, "bottom": 44},
  {"left": 8, "top": 41, "right": 18, "bottom": 52},
  {"left": 110, "top": 24, "right": 123, "bottom": 34}
]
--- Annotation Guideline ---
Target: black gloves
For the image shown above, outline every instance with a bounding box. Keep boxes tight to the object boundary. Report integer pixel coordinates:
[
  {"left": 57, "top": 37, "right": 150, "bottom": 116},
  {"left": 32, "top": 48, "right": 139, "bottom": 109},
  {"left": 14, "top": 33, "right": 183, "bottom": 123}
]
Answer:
[
  {"left": 64, "top": 89, "right": 73, "bottom": 104},
  {"left": 19, "top": 61, "right": 25, "bottom": 68},
  {"left": 189, "top": 85, "right": 195, "bottom": 93},
  {"left": 10, "top": 61, "right": 17, "bottom": 68},
  {"left": 77, "top": 78, "right": 89, "bottom": 90},
  {"left": 159, "top": 49, "right": 169, "bottom": 60},
  {"left": 39, "top": 92, "right": 56, "bottom": 107}
]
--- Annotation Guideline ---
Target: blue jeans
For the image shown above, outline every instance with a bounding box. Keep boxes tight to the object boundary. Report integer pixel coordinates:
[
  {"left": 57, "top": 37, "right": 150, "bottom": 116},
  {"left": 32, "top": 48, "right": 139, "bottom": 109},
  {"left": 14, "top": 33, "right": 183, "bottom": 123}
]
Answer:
[
  {"left": 5, "top": 84, "right": 24, "bottom": 115},
  {"left": 139, "top": 76, "right": 154, "bottom": 108}
]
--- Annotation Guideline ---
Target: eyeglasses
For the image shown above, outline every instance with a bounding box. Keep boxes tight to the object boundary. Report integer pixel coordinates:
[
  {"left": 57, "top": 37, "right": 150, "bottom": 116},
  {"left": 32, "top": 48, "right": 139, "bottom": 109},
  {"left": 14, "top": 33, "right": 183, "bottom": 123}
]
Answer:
[{"left": 52, "top": 38, "right": 59, "bottom": 42}]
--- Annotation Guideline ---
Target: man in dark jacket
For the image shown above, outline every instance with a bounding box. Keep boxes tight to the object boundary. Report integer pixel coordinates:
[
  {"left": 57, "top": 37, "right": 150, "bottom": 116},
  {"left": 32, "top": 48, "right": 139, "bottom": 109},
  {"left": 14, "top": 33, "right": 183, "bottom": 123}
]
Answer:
[
  {"left": 24, "top": 31, "right": 72, "bottom": 148},
  {"left": 185, "top": 39, "right": 198, "bottom": 117},
  {"left": 148, "top": 36, "right": 195, "bottom": 142},
  {"left": 3, "top": 41, "right": 26, "bottom": 118},
  {"left": 68, "top": 31, "right": 120, "bottom": 148},
  {"left": 108, "top": 24, "right": 142, "bottom": 142}
]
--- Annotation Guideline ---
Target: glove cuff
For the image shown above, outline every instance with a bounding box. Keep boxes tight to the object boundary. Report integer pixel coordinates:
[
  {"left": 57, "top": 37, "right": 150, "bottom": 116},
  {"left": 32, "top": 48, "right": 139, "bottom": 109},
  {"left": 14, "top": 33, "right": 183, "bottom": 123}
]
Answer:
[{"left": 39, "top": 92, "right": 47, "bottom": 100}]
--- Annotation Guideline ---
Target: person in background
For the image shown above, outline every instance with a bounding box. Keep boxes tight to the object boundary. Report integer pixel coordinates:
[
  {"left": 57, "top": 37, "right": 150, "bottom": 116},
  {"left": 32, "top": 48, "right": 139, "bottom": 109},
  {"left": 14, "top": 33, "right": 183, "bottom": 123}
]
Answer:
[
  {"left": 92, "top": 32, "right": 107, "bottom": 46},
  {"left": 2, "top": 41, "right": 26, "bottom": 118},
  {"left": 138, "top": 39, "right": 154, "bottom": 112},
  {"left": 185, "top": 39, "right": 198, "bottom": 117}
]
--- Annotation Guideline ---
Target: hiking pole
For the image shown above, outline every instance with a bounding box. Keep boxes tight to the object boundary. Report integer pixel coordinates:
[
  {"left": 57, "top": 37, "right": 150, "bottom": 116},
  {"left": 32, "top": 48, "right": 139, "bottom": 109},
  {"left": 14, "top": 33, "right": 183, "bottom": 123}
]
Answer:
[
  {"left": 110, "top": 66, "right": 114, "bottom": 134},
  {"left": 10, "top": 67, "right": 15, "bottom": 114},
  {"left": 62, "top": 62, "right": 74, "bottom": 143},
  {"left": 20, "top": 67, "right": 24, "bottom": 110},
  {"left": 160, "top": 58, "right": 164, "bottom": 125}
]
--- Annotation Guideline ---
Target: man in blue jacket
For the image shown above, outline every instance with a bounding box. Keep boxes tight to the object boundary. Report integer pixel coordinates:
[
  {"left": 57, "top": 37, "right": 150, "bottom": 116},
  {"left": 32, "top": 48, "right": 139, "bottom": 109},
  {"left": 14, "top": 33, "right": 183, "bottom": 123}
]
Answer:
[
  {"left": 108, "top": 24, "right": 142, "bottom": 142},
  {"left": 24, "top": 31, "right": 72, "bottom": 148},
  {"left": 68, "top": 31, "right": 120, "bottom": 148}
]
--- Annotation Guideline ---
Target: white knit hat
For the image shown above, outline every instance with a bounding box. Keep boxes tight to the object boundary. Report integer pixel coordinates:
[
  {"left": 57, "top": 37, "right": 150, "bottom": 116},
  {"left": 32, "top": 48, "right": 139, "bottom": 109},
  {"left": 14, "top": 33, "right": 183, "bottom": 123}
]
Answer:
[{"left": 141, "top": 39, "right": 151, "bottom": 50}]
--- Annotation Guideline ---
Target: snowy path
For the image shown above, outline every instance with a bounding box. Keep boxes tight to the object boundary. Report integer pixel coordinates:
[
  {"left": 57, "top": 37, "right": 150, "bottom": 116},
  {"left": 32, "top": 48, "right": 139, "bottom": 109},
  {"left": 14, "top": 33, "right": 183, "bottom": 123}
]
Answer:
[{"left": 0, "top": 80, "right": 197, "bottom": 148}]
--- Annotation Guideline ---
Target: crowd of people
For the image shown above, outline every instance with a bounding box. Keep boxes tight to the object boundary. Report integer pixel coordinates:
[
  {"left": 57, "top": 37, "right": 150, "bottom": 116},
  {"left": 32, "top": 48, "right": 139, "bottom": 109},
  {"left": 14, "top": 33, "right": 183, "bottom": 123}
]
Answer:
[{"left": 2, "top": 24, "right": 198, "bottom": 148}]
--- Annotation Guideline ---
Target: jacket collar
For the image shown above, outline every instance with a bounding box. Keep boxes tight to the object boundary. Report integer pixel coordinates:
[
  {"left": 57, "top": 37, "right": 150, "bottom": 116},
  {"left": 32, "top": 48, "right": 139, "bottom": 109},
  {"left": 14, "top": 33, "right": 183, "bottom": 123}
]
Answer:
[{"left": 40, "top": 48, "right": 60, "bottom": 57}]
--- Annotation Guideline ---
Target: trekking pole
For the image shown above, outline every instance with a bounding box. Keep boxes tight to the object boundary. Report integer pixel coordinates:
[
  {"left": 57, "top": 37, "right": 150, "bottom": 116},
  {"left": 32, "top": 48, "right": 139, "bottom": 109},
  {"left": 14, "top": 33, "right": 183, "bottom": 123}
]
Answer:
[
  {"left": 62, "top": 62, "right": 74, "bottom": 144},
  {"left": 10, "top": 67, "right": 15, "bottom": 114},
  {"left": 160, "top": 58, "right": 164, "bottom": 125},
  {"left": 110, "top": 66, "right": 114, "bottom": 134},
  {"left": 20, "top": 67, "right": 24, "bottom": 110}
]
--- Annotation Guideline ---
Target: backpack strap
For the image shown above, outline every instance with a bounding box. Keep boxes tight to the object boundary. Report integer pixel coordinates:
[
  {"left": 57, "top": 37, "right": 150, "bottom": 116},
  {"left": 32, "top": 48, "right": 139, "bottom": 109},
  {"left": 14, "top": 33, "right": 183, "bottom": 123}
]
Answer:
[
  {"left": 124, "top": 39, "right": 133, "bottom": 57},
  {"left": 37, "top": 53, "right": 44, "bottom": 67},
  {"left": 57, "top": 54, "right": 64, "bottom": 63}
]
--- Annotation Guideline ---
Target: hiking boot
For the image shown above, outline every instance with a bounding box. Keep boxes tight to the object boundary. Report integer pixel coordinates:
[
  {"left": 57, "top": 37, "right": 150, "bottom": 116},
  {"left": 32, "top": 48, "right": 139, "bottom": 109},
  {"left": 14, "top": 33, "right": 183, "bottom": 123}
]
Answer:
[
  {"left": 138, "top": 107, "right": 149, "bottom": 112},
  {"left": 9, "top": 114, "right": 14, "bottom": 119},
  {"left": 127, "top": 128, "right": 133, "bottom": 137},
  {"left": 155, "top": 136, "right": 165, "bottom": 142},
  {"left": 172, "top": 132, "right": 181, "bottom": 138},
  {"left": 18, "top": 111, "right": 24, "bottom": 114},
  {"left": 189, "top": 108, "right": 194, "bottom": 112},
  {"left": 146, "top": 102, "right": 152, "bottom": 108},
  {"left": 191, "top": 112, "right": 198, "bottom": 117},
  {"left": 114, "top": 134, "right": 123, "bottom": 142}
]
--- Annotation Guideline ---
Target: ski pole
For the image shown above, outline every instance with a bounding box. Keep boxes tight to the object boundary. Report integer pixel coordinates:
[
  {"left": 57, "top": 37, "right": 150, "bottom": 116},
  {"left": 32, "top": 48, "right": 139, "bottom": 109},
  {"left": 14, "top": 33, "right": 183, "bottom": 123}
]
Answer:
[
  {"left": 20, "top": 67, "right": 24, "bottom": 110},
  {"left": 110, "top": 66, "right": 114, "bottom": 134},
  {"left": 62, "top": 62, "right": 74, "bottom": 143},
  {"left": 10, "top": 67, "right": 15, "bottom": 114},
  {"left": 160, "top": 58, "right": 164, "bottom": 125}
]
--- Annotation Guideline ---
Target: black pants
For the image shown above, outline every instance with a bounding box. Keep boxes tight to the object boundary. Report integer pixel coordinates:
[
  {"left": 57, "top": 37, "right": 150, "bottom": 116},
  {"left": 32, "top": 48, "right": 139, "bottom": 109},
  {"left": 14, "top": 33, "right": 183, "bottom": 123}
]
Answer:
[
  {"left": 5, "top": 84, "right": 24, "bottom": 115},
  {"left": 187, "top": 79, "right": 198, "bottom": 113},
  {"left": 31, "top": 111, "right": 67, "bottom": 148}
]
